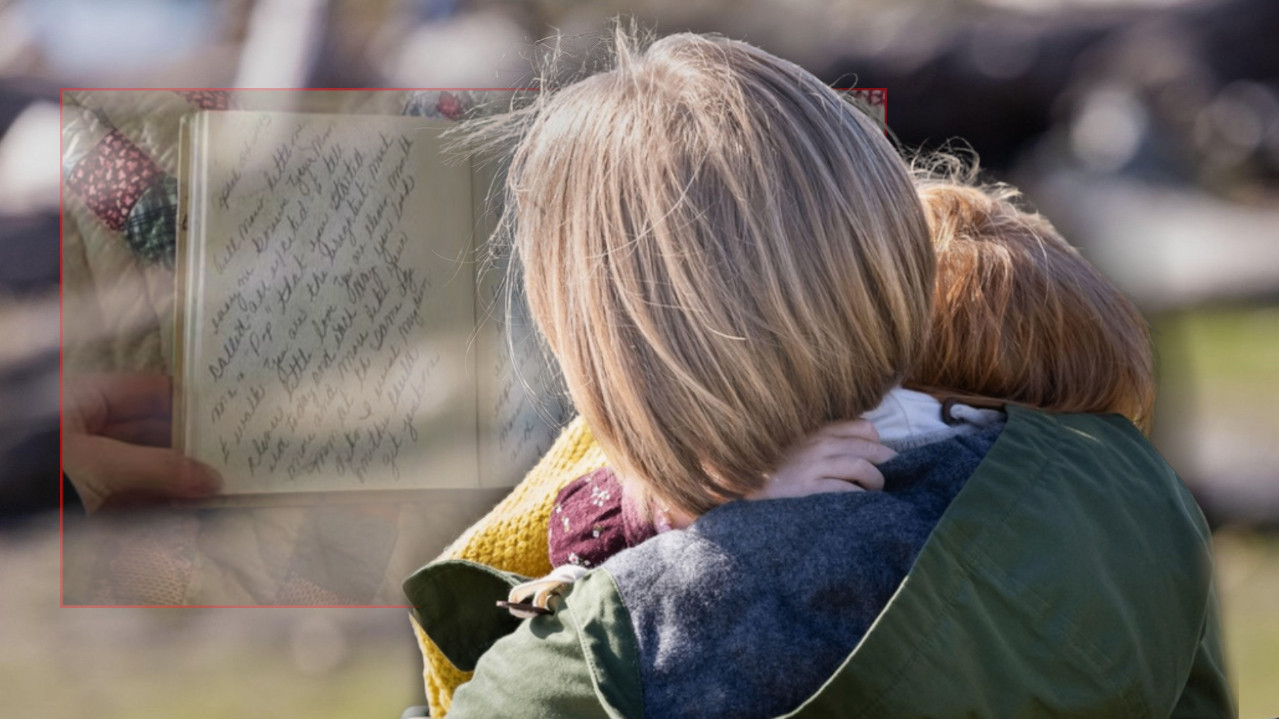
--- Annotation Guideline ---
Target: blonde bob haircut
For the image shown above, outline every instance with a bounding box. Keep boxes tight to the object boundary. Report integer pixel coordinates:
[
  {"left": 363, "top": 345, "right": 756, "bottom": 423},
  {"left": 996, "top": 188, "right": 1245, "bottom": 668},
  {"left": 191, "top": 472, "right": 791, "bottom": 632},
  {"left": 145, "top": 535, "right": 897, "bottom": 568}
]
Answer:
[
  {"left": 485, "top": 32, "right": 934, "bottom": 516},
  {"left": 906, "top": 178, "right": 1156, "bottom": 432}
]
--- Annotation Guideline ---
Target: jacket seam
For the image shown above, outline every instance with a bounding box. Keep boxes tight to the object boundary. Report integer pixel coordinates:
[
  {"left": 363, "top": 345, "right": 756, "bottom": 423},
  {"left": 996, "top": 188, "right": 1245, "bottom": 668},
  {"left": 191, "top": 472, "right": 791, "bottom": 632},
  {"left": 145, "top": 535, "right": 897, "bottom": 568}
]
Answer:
[
  {"left": 570, "top": 571, "right": 645, "bottom": 719},
  {"left": 839, "top": 433, "right": 1047, "bottom": 718},
  {"left": 844, "top": 560, "right": 974, "bottom": 719}
]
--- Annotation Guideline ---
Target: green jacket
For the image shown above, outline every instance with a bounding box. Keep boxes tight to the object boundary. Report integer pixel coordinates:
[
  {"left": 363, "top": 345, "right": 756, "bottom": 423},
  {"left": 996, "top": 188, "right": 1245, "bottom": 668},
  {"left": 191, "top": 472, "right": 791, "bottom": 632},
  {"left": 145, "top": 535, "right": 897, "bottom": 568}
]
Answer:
[{"left": 405, "top": 407, "right": 1234, "bottom": 718}]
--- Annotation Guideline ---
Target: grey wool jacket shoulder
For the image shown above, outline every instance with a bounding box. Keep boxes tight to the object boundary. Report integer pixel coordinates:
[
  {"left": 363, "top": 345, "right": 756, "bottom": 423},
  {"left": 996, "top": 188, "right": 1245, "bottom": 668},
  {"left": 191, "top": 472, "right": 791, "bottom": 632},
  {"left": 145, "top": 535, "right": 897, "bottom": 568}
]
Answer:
[{"left": 405, "top": 406, "right": 1233, "bottom": 718}]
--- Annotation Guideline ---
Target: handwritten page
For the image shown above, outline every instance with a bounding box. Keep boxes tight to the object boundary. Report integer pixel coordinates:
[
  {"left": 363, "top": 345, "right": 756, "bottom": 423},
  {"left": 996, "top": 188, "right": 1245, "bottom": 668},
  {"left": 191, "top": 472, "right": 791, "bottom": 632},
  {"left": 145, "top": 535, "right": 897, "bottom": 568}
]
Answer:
[
  {"left": 469, "top": 162, "right": 574, "bottom": 488},
  {"left": 182, "top": 112, "right": 479, "bottom": 494}
]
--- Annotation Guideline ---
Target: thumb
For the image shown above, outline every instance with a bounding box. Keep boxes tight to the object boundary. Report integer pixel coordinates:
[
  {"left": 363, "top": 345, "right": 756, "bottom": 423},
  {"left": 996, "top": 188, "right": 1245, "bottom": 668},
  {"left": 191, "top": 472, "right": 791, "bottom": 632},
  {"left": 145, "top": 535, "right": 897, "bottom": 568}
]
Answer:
[
  {"left": 810, "top": 478, "right": 867, "bottom": 494},
  {"left": 63, "top": 434, "right": 223, "bottom": 513}
]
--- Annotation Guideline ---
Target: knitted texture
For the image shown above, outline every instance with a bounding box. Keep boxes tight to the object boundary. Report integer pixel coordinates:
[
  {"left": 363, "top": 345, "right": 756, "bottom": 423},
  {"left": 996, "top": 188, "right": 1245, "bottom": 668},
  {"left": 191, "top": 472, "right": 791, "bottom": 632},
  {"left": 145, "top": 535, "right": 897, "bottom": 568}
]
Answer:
[{"left": 414, "top": 415, "right": 608, "bottom": 717}]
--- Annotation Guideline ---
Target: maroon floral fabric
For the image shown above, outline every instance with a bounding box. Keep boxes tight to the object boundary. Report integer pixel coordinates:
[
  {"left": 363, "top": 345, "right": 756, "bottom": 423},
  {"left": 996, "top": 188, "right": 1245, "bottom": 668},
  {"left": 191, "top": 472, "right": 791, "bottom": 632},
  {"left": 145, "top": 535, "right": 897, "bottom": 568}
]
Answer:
[
  {"left": 65, "top": 130, "right": 163, "bottom": 231},
  {"left": 548, "top": 468, "right": 657, "bottom": 569}
]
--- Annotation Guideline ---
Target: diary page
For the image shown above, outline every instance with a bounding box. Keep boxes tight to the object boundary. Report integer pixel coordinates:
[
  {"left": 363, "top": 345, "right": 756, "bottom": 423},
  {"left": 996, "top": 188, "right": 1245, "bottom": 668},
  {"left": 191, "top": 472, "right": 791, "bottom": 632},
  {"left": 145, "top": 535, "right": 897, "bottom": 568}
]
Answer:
[{"left": 183, "top": 112, "right": 479, "bottom": 494}]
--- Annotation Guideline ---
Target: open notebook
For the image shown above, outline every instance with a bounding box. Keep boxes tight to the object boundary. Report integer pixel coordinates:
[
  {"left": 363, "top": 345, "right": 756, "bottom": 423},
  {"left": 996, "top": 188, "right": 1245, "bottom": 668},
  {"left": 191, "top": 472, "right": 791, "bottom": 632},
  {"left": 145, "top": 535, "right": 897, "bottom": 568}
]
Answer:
[{"left": 174, "top": 110, "right": 569, "bottom": 503}]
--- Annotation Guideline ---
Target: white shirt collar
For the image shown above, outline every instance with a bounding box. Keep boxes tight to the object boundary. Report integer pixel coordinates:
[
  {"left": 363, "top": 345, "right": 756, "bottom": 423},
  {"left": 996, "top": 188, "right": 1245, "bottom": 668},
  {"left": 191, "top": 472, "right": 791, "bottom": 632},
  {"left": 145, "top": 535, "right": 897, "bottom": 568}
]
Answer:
[{"left": 863, "top": 387, "right": 1003, "bottom": 447}]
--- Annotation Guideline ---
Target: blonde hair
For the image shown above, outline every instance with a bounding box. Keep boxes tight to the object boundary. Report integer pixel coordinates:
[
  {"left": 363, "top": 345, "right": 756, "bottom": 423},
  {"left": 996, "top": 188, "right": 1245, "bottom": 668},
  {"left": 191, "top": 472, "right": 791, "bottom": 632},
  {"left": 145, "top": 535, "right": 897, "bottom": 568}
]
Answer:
[
  {"left": 906, "top": 178, "right": 1156, "bottom": 431},
  {"left": 482, "top": 32, "right": 934, "bottom": 516}
]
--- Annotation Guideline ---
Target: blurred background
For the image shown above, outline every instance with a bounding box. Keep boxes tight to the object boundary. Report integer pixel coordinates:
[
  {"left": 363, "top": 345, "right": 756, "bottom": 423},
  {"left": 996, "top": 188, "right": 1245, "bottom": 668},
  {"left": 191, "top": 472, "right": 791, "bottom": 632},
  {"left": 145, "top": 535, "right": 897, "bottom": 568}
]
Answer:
[{"left": 1, "top": 0, "right": 1276, "bottom": 716}]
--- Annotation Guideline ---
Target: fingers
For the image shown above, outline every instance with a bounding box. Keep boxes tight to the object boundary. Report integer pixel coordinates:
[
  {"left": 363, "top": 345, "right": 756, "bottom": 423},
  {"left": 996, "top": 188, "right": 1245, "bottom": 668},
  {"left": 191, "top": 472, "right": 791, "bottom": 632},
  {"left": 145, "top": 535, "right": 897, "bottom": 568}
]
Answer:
[
  {"left": 748, "top": 469, "right": 875, "bottom": 500},
  {"left": 810, "top": 436, "right": 897, "bottom": 466},
  {"left": 98, "top": 417, "right": 173, "bottom": 447},
  {"left": 804, "top": 479, "right": 867, "bottom": 494},
  {"left": 814, "top": 419, "right": 881, "bottom": 443},
  {"left": 749, "top": 419, "right": 897, "bottom": 501},
  {"left": 63, "top": 434, "right": 222, "bottom": 513},
  {"left": 64, "top": 374, "right": 173, "bottom": 434},
  {"left": 813, "top": 455, "right": 885, "bottom": 492}
]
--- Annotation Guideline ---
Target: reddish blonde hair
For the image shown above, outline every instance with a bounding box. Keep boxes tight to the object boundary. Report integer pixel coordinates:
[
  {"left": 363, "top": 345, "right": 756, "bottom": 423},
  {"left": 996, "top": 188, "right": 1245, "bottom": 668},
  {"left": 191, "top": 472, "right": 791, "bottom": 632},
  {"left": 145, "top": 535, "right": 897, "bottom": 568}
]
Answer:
[{"left": 906, "top": 180, "right": 1155, "bottom": 431}]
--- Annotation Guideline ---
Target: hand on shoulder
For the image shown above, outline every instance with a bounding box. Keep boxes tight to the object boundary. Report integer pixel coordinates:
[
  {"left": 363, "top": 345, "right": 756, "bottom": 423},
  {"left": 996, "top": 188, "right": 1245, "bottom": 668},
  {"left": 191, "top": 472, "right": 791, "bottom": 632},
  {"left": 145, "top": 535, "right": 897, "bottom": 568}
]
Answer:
[{"left": 748, "top": 419, "right": 897, "bottom": 500}]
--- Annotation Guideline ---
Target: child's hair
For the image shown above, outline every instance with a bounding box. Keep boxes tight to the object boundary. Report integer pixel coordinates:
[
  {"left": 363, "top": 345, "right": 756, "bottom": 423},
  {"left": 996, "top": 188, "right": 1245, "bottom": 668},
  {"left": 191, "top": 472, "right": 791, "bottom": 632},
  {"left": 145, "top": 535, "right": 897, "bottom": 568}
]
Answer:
[
  {"left": 906, "top": 177, "right": 1155, "bottom": 431},
  {"left": 486, "top": 31, "right": 935, "bottom": 516}
]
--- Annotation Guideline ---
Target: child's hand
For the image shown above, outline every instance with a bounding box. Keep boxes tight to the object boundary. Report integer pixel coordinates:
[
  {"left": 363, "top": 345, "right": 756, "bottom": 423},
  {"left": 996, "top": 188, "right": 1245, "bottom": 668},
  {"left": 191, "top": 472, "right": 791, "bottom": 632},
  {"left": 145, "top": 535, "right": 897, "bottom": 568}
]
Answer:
[{"left": 749, "top": 419, "right": 896, "bottom": 500}]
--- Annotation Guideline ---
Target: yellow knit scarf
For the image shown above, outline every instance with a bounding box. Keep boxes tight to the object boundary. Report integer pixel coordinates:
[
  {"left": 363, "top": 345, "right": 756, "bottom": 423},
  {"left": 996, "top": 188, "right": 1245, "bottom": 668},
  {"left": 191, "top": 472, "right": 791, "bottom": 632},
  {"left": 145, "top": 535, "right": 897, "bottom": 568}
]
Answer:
[{"left": 410, "top": 416, "right": 607, "bottom": 717}]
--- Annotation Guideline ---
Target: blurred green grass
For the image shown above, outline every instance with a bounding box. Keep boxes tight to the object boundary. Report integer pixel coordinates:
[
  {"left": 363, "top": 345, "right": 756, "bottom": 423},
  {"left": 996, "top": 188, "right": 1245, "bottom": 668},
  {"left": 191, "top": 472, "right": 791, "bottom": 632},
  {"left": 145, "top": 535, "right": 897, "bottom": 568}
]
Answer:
[
  {"left": 1153, "top": 306, "right": 1279, "bottom": 407},
  {"left": 3, "top": 641, "right": 419, "bottom": 719},
  {"left": 1150, "top": 306, "right": 1279, "bottom": 480},
  {"left": 1, "top": 521, "right": 425, "bottom": 719},
  {"left": 1216, "top": 530, "right": 1279, "bottom": 719},
  {"left": 1152, "top": 305, "right": 1279, "bottom": 718}
]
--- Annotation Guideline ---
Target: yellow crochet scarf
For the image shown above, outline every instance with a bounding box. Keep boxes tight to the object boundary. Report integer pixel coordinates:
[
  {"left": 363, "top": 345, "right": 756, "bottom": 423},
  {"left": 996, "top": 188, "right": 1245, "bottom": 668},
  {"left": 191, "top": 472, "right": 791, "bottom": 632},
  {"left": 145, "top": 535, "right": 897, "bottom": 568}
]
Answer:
[{"left": 410, "top": 416, "right": 607, "bottom": 717}]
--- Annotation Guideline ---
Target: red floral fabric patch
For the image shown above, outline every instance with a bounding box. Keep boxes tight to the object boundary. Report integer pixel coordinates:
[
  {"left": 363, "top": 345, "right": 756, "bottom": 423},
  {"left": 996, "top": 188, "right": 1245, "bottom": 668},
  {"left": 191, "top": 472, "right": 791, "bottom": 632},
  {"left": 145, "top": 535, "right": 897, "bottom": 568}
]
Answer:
[
  {"left": 173, "top": 90, "right": 234, "bottom": 110},
  {"left": 851, "top": 88, "right": 886, "bottom": 108},
  {"left": 65, "top": 130, "right": 162, "bottom": 231},
  {"left": 436, "top": 91, "right": 464, "bottom": 120}
]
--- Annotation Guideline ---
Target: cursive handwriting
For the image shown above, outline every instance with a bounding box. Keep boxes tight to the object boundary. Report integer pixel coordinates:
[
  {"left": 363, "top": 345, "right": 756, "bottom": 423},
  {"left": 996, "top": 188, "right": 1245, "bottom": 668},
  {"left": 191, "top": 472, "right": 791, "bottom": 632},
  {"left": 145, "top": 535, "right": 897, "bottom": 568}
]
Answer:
[{"left": 198, "top": 114, "right": 453, "bottom": 488}]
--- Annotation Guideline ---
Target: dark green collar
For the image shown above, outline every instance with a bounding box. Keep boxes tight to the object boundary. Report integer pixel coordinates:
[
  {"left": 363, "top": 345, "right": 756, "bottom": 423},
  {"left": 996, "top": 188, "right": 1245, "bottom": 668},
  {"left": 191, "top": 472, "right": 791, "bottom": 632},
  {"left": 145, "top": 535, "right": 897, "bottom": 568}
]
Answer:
[{"left": 785, "top": 406, "right": 1215, "bottom": 718}]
